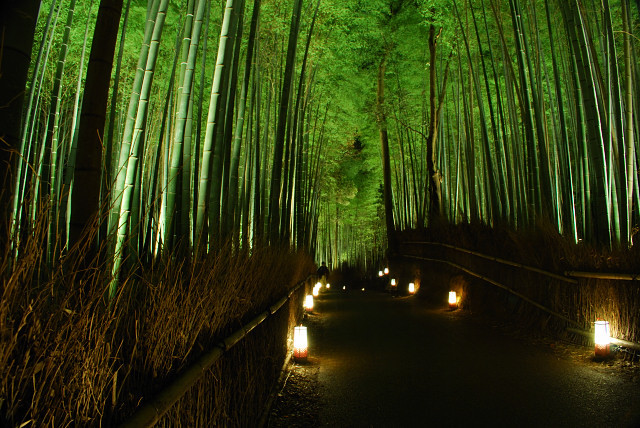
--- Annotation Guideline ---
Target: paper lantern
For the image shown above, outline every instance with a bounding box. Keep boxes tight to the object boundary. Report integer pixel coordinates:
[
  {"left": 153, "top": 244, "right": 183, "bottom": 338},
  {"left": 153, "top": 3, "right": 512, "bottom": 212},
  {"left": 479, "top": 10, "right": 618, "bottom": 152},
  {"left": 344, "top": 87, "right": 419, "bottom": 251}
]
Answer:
[
  {"left": 390, "top": 278, "right": 396, "bottom": 287},
  {"left": 594, "top": 320, "right": 610, "bottom": 357},
  {"left": 326, "top": 283, "right": 331, "bottom": 289},
  {"left": 449, "top": 291, "right": 457, "bottom": 309},
  {"left": 378, "top": 270, "right": 384, "bottom": 277},
  {"left": 304, "top": 294, "right": 314, "bottom": 311},
  {"left": 384, "top": 267, "right": 389, "bottom": 275},
  {"left": 312, "top": 285, "right": 320, "bottom": 297},
  {"left": 293, "top": 326, "right": 308, "bottom": 359},
  {"left": 408, "top": 283, "right": 415, "bottom": 294}
]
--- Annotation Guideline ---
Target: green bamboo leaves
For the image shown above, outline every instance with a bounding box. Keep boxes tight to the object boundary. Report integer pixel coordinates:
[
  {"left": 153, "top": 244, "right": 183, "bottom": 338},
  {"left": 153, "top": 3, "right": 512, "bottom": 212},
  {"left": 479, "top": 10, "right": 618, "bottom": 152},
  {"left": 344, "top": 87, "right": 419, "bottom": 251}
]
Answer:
[{"left": 4, "top": 0, "right": 638, "bottom": 296}]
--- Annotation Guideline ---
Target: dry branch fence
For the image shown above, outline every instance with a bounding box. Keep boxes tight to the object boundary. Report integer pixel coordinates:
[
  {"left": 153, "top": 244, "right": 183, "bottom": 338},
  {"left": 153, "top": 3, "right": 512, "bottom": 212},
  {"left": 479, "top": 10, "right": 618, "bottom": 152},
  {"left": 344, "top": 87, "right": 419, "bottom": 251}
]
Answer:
[
  {"left": 0, "top": 232, "right": 316, "bottom": 426},
  {"left": 121, "top": 276, "right": 312, "bottom": 427},
  {"left": 398, "top": 240, "right": 640, "bottom": 352}
]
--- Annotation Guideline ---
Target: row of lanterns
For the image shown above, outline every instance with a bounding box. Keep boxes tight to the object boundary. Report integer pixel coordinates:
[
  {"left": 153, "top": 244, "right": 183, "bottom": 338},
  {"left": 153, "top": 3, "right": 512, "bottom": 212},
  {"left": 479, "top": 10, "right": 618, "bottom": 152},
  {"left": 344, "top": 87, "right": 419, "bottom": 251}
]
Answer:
[
  {"left": 296, "top": 279, "right": 349, "bottom": 360},
  {"left": 296, "top": 281, "right": 329, "bottom": 360},
  {"left": 446, "top": 290, "right": 613, "bottom": 357},
  {"left": 296, "top": 290, "right": 613, "bottom": 361},
  {"left": 378, "top": 267, "right": 419, "bottom": 295}
]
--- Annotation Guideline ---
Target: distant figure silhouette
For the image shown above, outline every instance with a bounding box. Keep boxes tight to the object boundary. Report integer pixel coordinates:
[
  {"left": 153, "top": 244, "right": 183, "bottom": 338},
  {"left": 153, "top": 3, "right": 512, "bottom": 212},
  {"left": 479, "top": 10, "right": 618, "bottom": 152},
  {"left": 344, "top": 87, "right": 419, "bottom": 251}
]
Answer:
[{"left": 317, "top": 262, "right": 329, "bottom": 283}]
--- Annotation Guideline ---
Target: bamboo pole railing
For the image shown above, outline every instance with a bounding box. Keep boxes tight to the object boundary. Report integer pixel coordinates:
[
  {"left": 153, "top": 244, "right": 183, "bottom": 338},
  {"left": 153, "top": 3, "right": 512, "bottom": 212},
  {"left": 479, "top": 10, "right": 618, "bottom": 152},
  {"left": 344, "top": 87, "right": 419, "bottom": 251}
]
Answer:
[
  {"left": 119, "top": 275, "right": 312, "bottom": 428},
  {"left": 402, "top": 241, "right": 640, "bottom": 282},
  {"left": 567, "top": 328, "right": 640, "bottom": 351},
  {"left": 564, "top": 271, "right": 640, "bottom": 281},
  {"left": 400, "top": 241, "right": 577, "bottom": 283}
]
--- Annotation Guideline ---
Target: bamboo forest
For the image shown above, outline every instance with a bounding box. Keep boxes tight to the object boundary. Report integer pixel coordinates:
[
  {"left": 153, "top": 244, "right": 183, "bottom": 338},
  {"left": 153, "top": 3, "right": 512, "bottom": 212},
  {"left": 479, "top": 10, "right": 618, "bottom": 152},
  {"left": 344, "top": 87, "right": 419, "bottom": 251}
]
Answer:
[{"left": 0, "top": 0, "right": 639, "bottom": 425}]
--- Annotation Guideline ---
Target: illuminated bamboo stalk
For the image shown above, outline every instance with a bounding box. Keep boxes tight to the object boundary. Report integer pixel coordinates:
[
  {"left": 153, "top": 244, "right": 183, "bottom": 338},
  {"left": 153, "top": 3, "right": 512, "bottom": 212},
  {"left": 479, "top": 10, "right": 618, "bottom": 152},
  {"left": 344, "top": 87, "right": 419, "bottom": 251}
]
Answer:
[
  {"left": 105, "top": 0, "right": 133, "bottom": 202},
  {"left": 543, "top": 0, "right": 577, "bottom": 242},
  {"left": 480, "top": 0, "right": 510, "bottom": 222},
  {"left": 166, "top": 0, "right": 205, "bottom": 249},
  {"left": 219, "top": 0, "right": 246, "bottom": 241},
  {"left": 109, "top": 0, "right": 160, "bottom": 240},
  {"left": 467, "top": 0, "right": 505, "bottom": 220},
  {"left": 491, "top": 1, "right": 527, "bottom": 226},
  {"left": 621, "top": 0, "right": 636, "bottom": 246},
  {"left": 191, "top": 1, "right": 210, "bottom": 240},
  {"left": 286, "top": 0, "right": 320, "bottom": 242},
  {"left": 62, "top": 0, "right": 95, "bottom": 247},
  {"left": 196, "top": 0, "right": 236, "bottom": 248},
  {"left": 228, "top": 0, "right": 261, "bottom": 246},
  {"left": 252, "top": 53, "right": 263, "bottom": 246},
  {"left": 111, "top": 0, "right": 169, "bottom": 298},
  {"left": 143, "top": 22, "right": 183, "bottom": 258},
  {"left": 45, "top": 0, "right": 76, "bottom": 264},
  {"left": 454, "top": 2, "right": 499, "bottom": 223},
  {"left": 458, "top": 50, "right": 477, "bottom": 222},
  {"left": 560, "top": 0, "right": 610, "bottom": 246},
  {"left": 508, "top": 0, "right": 541, "bottom": 222},
  {"left": 269, "top": 0, "right": 304, "bottom": 243}
]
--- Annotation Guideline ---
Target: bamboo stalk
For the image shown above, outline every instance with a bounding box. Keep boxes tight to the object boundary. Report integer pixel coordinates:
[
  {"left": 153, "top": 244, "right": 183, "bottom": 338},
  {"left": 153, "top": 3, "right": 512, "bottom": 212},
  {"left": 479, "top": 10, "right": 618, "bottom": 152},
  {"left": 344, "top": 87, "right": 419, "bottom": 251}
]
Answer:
[{"left": 564, "top": 271, "right": 640, "bottom": 281}]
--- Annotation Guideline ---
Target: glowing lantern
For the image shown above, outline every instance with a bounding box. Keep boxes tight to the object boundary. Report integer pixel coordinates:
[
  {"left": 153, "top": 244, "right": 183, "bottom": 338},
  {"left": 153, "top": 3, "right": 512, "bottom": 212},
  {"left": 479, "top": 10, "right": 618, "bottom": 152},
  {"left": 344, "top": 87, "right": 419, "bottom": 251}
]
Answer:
[
  {"left": 326, "top": 283, "right": 331, "bottom": 289},
  {"left": 293, "top": 326, "right": 308, "bottom": 360},
  {"left": 408, "top": 283, "right": 415, "bottom": 294},
  {"left": 594, "top": 320, "right": 610, "bottom": 357},
  {"left": 304, "top": 294, "right": 314, "bottom": 311},
  {"left": 312, "top": 285, "right": 320, "bottom": 297},
  {"left": 384, "top": 267, "right": 389, "bottom": 275},
  {"left": 378, "top": 270, "right": 384, "bottom": 277},
  {"left": 448, "top": 291, "right": 457, "bottom": 309},
  {"left": 342, "top": 286, "right": 346, "bottom": 290},
  {"left": 390, "top": 278, "right": 396, "bottom": 286},
  {"left": 361, "top": 288, "right": 365, "bottom": 291}
]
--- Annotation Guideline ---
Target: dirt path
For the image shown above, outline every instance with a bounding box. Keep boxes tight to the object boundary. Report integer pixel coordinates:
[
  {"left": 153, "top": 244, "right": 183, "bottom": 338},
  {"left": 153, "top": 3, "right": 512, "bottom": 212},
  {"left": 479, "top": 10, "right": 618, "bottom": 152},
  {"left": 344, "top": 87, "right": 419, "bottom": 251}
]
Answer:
[{"left": 268, "top": 290, "right": 640, "bottom": 427}]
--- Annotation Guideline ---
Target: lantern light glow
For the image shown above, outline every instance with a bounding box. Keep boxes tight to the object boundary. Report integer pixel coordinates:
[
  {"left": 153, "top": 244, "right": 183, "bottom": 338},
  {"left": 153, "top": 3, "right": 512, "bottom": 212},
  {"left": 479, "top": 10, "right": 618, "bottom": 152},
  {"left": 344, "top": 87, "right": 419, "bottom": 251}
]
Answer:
[
  {"left": 449, "top": 291, "right": 457, "bottom": 309},
  {"left": 304, "top": 294, "right": 314, "bottom": 311},
  {"left": 326, "top": 283, "right": 330, "bottom": 289},
  {"left": 391, "top": 278, "right": 396, "bottom": 286},
  {"left": 293, "top": 326, "right": 308, "bottom": 359},
  {"left": 384, "top": 267, "right": 389, "bottom": 275},
  {"left": 408, "top": 283, "right": 415, "bottom": 294},
  {"left": 594, "top": 320, "right": 611, "bottom": 356},
  {"left": 378, "top": 271, "right": 384, "bottom": 277}
]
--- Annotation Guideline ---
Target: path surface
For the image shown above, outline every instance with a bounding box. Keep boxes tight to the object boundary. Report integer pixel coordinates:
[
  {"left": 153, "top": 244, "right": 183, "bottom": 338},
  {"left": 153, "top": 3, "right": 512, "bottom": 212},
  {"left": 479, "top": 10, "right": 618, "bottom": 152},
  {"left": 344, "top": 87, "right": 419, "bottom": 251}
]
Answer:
[{"left": 271, "top": 290, "right": 640, "bottom": 427}]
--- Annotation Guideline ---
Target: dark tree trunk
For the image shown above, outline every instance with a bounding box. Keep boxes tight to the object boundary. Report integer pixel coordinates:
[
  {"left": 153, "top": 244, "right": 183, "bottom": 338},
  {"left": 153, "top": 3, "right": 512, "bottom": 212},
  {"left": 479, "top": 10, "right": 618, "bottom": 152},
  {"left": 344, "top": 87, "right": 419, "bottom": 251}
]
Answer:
[
  {"left": 377, "top": 53, "right": 396, "bottom": 252},
  {"left": 426, "top": 25, "right": 451, "bottom": 224},
  {"left": 0, "top": 0, "right": 40, "bottom": 251},
  {"left": 269, "top": 0, "right": 303, "bottom": 244},
  {"left": 70, "top": 0, "right": 123, "bottom": 251}
]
